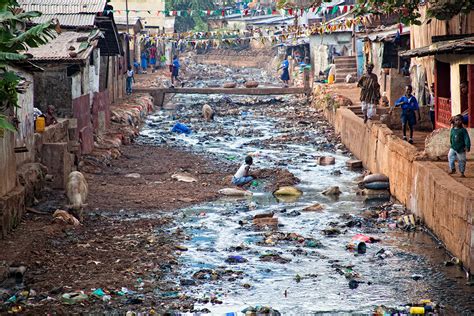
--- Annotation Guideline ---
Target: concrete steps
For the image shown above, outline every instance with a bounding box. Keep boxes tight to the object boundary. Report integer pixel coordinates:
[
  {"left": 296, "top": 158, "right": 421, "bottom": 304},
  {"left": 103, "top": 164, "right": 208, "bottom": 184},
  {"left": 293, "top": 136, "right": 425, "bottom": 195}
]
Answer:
[{"left": 334, "top": 56, "right": 357, "bottom": 83}]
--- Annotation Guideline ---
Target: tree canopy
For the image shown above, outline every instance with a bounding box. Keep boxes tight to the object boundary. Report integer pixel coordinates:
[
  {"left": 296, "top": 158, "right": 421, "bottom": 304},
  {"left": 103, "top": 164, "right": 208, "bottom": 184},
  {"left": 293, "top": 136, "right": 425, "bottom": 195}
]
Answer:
[{"left": 166, "top": 0, "right": 215, "bottom": 32}]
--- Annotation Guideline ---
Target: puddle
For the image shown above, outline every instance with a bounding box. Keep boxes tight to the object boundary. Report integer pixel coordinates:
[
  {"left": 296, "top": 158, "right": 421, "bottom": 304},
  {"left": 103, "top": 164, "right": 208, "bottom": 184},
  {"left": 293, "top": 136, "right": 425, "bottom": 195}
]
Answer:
[{"left": 137, "top": 68, "right": 474, "bottom": 315}]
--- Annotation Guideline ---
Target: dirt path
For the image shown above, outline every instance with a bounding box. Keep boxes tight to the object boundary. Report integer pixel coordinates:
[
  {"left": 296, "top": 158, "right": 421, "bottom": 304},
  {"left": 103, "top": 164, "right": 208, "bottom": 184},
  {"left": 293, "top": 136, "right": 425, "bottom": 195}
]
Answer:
[
  {"left": 0, "top": 140, "right": 298, "bottom": 314},
  {"left": 0, "top": 145, "right": 236, "bottom": 314}
]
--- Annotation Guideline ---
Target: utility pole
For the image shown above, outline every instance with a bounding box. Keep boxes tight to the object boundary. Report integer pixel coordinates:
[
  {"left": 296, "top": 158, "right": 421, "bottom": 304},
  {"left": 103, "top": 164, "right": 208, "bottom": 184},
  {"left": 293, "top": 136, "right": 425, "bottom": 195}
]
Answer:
[{"left": 125, "top": 0, "right": 129, "bottom": 32}]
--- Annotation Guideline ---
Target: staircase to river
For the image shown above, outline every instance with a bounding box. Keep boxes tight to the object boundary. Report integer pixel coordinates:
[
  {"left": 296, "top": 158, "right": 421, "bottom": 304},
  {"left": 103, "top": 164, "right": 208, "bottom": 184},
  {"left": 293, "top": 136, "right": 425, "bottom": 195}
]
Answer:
[{"left": 334, "top": 56, "right": 357, "bottom": 83}]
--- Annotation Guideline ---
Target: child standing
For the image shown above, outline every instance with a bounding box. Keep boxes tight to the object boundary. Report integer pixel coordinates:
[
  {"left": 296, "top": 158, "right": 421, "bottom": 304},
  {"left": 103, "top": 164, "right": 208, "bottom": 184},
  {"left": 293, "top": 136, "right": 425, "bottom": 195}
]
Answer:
[
  {"left": 390, "top": 85, "right": 421, "bottom": 144},
  {"left": 232, "top": 156, "right": 254, "bottom": 186},
  {"left": 171, "top": 55, "right": 183, "bottom": 88},
  {"left": 126, "top": 66, "right": 135, "bottom": 95},
  {"left": 449, "top": 114, "right": 471, "bottom": 177}
]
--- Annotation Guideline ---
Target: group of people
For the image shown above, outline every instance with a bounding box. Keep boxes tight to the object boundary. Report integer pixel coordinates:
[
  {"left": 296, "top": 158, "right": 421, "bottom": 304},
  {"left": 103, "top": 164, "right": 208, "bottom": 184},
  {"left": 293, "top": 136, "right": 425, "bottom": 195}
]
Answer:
[
  {"left": 126, "top": 55, "right": 184, "bottom": 94},
  {"left": 358, "top": 63, "right": 471, "bottom": 177},
  {"left": 134, "top": 45, "right": 167, "bottom": 75}
]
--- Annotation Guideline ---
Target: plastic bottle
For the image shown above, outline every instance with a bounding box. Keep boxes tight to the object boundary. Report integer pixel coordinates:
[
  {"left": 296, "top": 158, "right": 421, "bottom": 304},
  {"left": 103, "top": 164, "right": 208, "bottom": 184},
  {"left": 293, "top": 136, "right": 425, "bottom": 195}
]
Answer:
[
  {"left": 35, "top": 116, "right": 45, "bottom": 133},
  {"left": 409, "top": 306, "right": 425, "bottom": 314}
]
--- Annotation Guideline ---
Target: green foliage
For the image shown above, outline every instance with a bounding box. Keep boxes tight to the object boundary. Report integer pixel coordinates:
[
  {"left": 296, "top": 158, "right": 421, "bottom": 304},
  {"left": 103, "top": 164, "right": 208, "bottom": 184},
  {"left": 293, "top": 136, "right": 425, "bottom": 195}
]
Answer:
[
  {"left": 276, "top": 0, "right": 321, "bottom": 9},
  {"left": 0, "top": 0, "right": 56, "bottom": 132},
  {"left": 166, "top": 0, "right": 214, "bottom": 32},
  {"left": 355, "top": 0, "right": 474, "bottom": 25}
]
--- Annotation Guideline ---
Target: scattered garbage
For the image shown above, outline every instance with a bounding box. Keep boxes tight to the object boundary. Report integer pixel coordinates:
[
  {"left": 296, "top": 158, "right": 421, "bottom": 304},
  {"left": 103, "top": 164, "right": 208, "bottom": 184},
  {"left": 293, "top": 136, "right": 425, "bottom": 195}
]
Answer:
[
  {"left": 61, "top": 292, "right": 88, "bottom": 305},
  {"left": 225, "top": 255, "right": 247, "bottom": 264},
  {"left": 171, "top": 173, "right": 197, "bottom": 183},
  {"left": 346, "top": 241, "right": 367, "bottom": 254},
  {"left": 52, "top": 209, "right": 81, "bottom": 226},
  {"left": 241, "top": 305, "right": 280, "bottom": 315},
  {"left": 317, "top": 156, "right": 335, "bottom": 166}
]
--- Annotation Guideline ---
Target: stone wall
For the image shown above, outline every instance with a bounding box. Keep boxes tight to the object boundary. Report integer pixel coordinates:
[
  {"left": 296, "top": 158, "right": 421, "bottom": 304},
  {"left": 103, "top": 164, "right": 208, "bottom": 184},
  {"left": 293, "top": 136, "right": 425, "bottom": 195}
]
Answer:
[
  {"left": 33, "top": 67, "right": 73, "bottom": 117},
  {"left": 320, "top": 101, "right": 474, "bottom": 273}
]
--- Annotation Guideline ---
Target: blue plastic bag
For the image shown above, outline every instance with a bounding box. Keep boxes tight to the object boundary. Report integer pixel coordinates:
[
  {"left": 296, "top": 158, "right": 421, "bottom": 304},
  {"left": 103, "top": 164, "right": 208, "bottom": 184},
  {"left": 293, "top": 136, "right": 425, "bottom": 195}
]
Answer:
[{"left": 171, "top": 122, "right": 191, "bottom": 134}]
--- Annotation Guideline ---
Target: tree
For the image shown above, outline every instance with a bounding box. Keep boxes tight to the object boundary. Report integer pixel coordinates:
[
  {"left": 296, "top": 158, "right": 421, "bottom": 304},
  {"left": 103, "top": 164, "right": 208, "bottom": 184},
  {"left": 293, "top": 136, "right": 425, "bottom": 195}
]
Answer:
[
  {"left": 166, "top": 0, "right": 214, "bottom": 32},
  {"left": 276, "top": 0, "right": 321, "bottom": 10},
  {"left": 355, "top": 0, "right": 474, "bottom": 25},
  {"left": 0, "top": 0, "right": 57, "bottom": 132}
]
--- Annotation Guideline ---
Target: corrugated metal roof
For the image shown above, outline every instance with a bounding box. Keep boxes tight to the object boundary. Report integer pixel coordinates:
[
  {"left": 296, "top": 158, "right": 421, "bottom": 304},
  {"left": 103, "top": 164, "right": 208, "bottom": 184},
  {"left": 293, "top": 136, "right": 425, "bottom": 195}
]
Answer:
[
  {"left": 400, "top": 36, "right": 474, "bottom": 58},
  {"left": 31, "top": 14, "right": 96, "bottom": 27},
  {"left": 26, "top": 30, "right": 101, "bottom": 62},
  {"left": 17, "top": 0, "right": 107, "bottom": 14}
]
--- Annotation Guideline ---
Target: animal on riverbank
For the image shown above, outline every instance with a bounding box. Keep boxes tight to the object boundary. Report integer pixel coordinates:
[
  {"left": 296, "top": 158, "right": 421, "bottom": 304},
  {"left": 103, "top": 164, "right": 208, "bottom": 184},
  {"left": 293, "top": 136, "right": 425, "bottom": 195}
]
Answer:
[
  {"left": 66, "top": 171, "right": 88, "bottom": 219},
  {"left": 202, "top": 104, "right": 215, "bottom": 121}
]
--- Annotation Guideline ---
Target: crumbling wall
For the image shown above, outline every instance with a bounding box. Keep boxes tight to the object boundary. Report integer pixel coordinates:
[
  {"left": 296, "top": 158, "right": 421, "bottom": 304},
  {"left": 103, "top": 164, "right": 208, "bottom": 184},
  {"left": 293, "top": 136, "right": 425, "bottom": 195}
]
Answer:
[{"left": 33, "top": 67, "right": 73, "bottom": 117}]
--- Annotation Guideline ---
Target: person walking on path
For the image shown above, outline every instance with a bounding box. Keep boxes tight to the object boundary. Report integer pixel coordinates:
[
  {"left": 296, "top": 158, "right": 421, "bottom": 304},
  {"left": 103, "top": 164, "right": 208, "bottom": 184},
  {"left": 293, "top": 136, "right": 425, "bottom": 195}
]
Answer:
[
  {"left": 279, "top": 56, "right": 290, "bottom": 87},
  {"left": 126, "top": 66, "right": 135, "bottom": 95},
  {"left": 171, "top": 55, "right": 184, "bottom": 88},
  {"left": 390, "top": 85, "right": 421, "bottom": 144},
  {"left": 149, "top": 46, "right": 157, "bottom": 72},
  {"left": 232, "top": 156, "right": 254, "bottom": 186},
  {"left": 357, "top": 63, "right": 380, "bottom": 123},
  {"left": 140, "top": 51, "right": 148, "bottom": 73},
  {"left": 449, "top": 114, "right": 471, "bottom": 178}
]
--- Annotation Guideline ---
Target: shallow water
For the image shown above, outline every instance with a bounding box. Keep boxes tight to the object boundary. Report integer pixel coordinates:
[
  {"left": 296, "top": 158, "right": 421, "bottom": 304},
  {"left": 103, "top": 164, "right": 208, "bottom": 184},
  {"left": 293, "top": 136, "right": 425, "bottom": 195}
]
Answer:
[{"left": 137, "top": 72, "right": 474, "bottom": 315}]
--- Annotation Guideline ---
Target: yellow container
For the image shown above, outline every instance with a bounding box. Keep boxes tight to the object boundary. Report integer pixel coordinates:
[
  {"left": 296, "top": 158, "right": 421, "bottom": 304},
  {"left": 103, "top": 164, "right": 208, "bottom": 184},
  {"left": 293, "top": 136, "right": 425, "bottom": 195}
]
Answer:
[
  {"left": 35, "top": 116, "right": 45, "bottom": 133},
  {"left": 409, "top": 306, "right": 425, "bottom": 314},
  {"left": 328, "top": 74, "right": 335, "bottom": 84}
]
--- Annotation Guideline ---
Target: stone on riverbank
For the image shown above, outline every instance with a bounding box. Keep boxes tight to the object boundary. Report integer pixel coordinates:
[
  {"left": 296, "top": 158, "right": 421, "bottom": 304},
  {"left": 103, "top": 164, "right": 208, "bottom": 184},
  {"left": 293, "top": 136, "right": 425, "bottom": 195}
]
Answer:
[{"left": 219, "top": 188, "right": 253, "bottom": 196}]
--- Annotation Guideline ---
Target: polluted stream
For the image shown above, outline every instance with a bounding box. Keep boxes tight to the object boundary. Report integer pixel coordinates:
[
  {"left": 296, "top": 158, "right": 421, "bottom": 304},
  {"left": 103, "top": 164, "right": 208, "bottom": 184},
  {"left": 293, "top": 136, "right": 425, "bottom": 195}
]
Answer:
[{"left": 136, "top": 67, "right": 473, "bottom": 315}]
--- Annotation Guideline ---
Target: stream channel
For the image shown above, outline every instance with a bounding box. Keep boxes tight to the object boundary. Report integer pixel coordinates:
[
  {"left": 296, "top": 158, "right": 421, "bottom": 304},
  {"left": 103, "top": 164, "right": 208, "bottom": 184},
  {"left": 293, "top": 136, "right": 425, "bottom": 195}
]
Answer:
[{"left": 136, "top": 66, "right": 474, "bottom": 315}]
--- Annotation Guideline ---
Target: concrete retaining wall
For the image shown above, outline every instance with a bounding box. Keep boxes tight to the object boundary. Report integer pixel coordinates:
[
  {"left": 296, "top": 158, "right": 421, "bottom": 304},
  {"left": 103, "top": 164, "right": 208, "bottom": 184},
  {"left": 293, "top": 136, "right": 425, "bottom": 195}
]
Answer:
[{"left": 323, "top": 106, "right": 474, "bottom": 273}]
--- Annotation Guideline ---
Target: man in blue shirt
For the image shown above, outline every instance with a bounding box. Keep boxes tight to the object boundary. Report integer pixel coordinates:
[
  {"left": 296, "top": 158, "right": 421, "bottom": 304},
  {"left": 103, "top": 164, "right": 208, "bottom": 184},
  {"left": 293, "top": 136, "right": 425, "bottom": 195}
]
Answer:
[
  {"left": 171, "top": 55, "right": 184, "bottom": 88},
  {"left": 390, "top": 85, "right": 421, "bottom": 144}
]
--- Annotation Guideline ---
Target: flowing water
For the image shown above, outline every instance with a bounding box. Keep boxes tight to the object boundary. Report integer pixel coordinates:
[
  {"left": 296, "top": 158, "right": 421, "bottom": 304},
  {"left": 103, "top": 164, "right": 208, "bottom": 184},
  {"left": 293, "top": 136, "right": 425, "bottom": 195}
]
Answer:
[{"left": 137, "top": 68, "right": 474, "bottom": 315}]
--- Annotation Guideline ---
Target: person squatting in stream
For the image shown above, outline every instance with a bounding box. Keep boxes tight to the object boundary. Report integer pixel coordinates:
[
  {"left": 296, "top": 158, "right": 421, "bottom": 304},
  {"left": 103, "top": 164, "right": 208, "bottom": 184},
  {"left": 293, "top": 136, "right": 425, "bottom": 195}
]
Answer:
[{"left": 232, "top": 156, "right": 254, "bottom": 186}]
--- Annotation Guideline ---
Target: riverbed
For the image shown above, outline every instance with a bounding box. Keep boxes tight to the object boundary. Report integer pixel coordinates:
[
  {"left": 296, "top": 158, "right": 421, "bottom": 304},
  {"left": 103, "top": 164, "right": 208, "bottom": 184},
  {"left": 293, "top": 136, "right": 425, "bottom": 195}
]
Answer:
[{"left": 136, "top": 67, "right": 474, "bottom": 315}]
